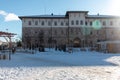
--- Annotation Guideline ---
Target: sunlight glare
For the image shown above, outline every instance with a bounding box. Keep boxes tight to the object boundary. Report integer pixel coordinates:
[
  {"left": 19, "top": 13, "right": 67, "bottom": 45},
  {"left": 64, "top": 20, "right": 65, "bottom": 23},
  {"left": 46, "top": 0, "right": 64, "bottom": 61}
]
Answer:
[{"left": 109, "top": 0, "right": 120, "bottom": 16}]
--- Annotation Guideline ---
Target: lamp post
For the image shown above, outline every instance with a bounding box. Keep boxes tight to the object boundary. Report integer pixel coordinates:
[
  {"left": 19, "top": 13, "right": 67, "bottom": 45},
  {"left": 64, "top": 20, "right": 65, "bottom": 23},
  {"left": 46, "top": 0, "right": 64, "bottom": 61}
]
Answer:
[
  {"left": 6, "top": 29, "right": 11, "bottom": 60},
  {"left": 51, "top": 18, "right": 53, "bottom": 48},
  {"left": 68, "top": 24, "right": 70, "bottom": 48}
]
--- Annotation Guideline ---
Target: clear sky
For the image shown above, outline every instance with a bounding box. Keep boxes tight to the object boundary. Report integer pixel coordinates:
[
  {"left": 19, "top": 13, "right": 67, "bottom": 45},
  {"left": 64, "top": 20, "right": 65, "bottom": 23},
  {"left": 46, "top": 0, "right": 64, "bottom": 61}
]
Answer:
[{"left": 0, "top": 0, "right": 120, "bottom": 41}]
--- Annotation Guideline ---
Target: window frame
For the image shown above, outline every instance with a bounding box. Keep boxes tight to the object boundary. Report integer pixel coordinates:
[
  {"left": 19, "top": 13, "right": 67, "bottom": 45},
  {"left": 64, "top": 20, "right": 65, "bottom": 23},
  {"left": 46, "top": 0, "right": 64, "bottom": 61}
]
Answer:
[
  {"left": 71, "top": 20, "right": 74, "bottom": 25},
  {"left": 41, "top": 21, "right": 44, "bottom": 26},
  {"left": 35, "top": 21, "right": 38, "bottom": 25},
  {"left": 28, "top": 21, "right": 31, "bottom": 25},
  {"left": 80, "top": 20, "right": 83, "bottom": 25},
  {"left": 76, "top": 20, "right": 79, "bottom": 25}
]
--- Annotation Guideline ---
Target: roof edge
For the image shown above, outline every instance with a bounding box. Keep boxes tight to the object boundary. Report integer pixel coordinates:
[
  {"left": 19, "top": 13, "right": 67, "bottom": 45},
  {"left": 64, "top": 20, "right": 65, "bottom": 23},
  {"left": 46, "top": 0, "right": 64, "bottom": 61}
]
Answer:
[{"left": 66, "top": 11, "right": 89, "bottom": 16}]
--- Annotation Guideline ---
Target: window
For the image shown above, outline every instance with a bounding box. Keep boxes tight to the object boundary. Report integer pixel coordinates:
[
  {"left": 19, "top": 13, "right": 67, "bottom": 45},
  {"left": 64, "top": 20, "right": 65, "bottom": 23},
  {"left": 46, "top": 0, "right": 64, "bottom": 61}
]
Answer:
[
  {"left": 28, "top": 21, "right": 31, "bottom": 25},
  {"left": 71, "top": 28, "right": 73, "bottom": 34},
  {"left": 80, "top": 20, "right": 83, "bottom": 25},
  {"left": 76, "top": 29, "right": 79, "bottom": 35},
  {"left": 54, "top": 21, "right": 57, "bottom": 26},
  {"left": 96, "top": 21, "right": 99, "bottom": 26},
  {"left": 48, "top": 30, "right": 51, "bottom": 34},
  {"left": 35, "top": 21, "right": 38, "bottom": 25},
  {"left": 61, "top": 30, "right": 64, "bottom": 34},
  {"left": 71, "top": 20, "right": 74, "bottom": 25},
  {"left": 103, "top": 21, "right": 106, "bottom": 26},
  {"left": 76, "top": 20, "right": 79, "bottom": 25},
  {"left": 85, "top": 21, "right": 87, "bottom": 26},
  {"left": 54, "top": 30, "right": 57, "bottom": 35},
  {"left": 61, "top": 22, "right": 64, "bottom": 26},
  {"left": 110, "top": 21, "right": 113, "bottom": 26},
  {"left": 41, "top": 21, "right": 44, "bottom": 26},
  {"left": 48, "top": 21, "right": 51, "bottom": 26},
  {"left": 90, "top": 31, "right": 92, "bottom": 35},
  {"left": 111, "top": 31, "right": 114, "bottom": 35},
  {"left": 90, "top": 21, "right": 92, "bottom": 26},
  {"left": 66, "top": 22, "right": 68, "bottom": 26}
]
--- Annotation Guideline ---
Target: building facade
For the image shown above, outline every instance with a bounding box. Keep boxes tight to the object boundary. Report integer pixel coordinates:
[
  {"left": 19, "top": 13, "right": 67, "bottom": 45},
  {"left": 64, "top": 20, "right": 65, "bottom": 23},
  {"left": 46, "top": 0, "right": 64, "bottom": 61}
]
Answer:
[{"left": 19, "top": 11, "right": 120, "bottom": 52}]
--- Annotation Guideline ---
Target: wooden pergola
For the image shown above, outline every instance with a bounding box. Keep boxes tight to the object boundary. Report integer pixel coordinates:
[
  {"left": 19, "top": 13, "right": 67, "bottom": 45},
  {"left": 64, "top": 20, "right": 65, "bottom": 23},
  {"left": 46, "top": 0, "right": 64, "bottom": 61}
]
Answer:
[{"left": 0, "top": 31, "right": 16, "bottom": 49}]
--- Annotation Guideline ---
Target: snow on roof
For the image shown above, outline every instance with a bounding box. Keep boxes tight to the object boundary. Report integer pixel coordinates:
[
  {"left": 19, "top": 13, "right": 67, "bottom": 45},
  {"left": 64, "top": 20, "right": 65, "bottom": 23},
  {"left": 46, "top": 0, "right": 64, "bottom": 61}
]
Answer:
[
  {"left": 87, "top": 15, "right": 120, "bottom": 18},
  {"left": 19, "top": 12, "right": 120, "bottom": 19},
  {"left": 66, "top": 11, "right": 88, "bottom": 13},
  {"left": 19, "top": 15, "right": 66, "bottom": 19}
]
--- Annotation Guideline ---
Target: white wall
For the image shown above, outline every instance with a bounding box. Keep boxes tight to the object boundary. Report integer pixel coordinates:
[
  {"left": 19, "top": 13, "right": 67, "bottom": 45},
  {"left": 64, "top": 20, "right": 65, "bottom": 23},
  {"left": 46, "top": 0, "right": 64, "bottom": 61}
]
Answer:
[
  {"left": 68, "top": 13, "right": 86, "bottom": 27},
  {"left": 22, "top": 18, "right": 68, "bottom": 28}
]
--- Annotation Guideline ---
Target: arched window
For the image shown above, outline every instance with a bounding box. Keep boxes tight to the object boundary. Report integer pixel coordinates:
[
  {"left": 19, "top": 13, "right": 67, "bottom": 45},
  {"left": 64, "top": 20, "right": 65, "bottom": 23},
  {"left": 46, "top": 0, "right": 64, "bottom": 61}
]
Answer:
[
  {"left": 85, "top": 21, "right": 88, "bottom": 26},
  {"left": 110, "top": 21, "right": 113, "bottom": 26},
  {"left": 61, "top": 30, "right": 64, "bottom": 35},
  {"left": 41, "top": 21, "right": 44, "bottom": 26},
  {"left": 76, "top": 20, "right": 79, "bottom": 25},
  {"left": 90, "top": 21, "right": 92, "bottom": 26},
  {"left": 66, "top": 22, "right": 68, "bottom": 26},
  {"left": 90, "top": 31, "right": 92, "bottom": 35},
  {"left": 80, "top": 20, "right": 83, "bottom": 25},
  {"left": 28, "top": 21, "right": 31, "bottom": 25},
  {"left": 71, "top": 28, "right": 73, "bottom": 34},
  {"left": 35, "top": 21, "right": 38, "bottom": 25},
  {"left": 48, "top": 21, "right": 51, "bottom": 26},
  {"left": 103, "top": 21, "right": 106, "bottom": 26},
  {"left": 61, "top": 22, "right": 64, "bottom": 26},
  {"left": 71, "top": 20, "right": 74, "bottom": 25},
  {"left": 54, "top": 30, "right": 57, "bottom": 35},
  {"left": 54, "top": 21, "right": 57, "bottom": 26},
  {"left": 76, "top": 28, "right": 79, "bottom": 35}
]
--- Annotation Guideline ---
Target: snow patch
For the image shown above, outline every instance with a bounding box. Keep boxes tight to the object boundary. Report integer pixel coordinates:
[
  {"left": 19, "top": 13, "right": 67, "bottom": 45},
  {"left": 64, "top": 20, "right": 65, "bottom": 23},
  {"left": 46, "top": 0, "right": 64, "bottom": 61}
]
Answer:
[{"left": 0, "top": 49, "right": 120, "bottom": 80}]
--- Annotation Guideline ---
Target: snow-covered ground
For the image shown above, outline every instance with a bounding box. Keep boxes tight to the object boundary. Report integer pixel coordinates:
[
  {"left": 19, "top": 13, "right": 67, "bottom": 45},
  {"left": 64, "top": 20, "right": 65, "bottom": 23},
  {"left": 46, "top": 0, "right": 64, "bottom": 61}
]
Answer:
[{"left": 0, "top": 48, "right": 120, "bottom": 80}]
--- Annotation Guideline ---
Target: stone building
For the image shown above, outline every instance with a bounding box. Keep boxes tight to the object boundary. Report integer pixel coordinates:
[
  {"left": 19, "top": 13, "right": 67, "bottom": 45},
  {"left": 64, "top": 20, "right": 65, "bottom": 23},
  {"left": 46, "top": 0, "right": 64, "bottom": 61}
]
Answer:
[{"left": 19, "top": 11, "right": 120, "bottom": 52}]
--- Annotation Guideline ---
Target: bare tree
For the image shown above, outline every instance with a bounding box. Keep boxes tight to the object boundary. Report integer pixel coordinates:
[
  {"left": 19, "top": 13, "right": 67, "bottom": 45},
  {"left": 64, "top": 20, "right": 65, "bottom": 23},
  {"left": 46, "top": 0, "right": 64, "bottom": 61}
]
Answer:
[
  {"left": 38, "top": 30, "right": 45, "bottom": 51},
  {"left": 38, "top": 30, "right": 44, "bottom": 46}
]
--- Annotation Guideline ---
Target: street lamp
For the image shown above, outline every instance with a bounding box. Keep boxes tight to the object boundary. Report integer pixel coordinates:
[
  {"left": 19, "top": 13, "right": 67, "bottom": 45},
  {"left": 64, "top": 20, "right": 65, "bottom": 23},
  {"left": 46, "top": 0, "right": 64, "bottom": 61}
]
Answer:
[
  {"left": 50, "top": 17, "right": 53, "bottom": 48},
  {"left": 6, "top": 29, "right": 11, "bottom": 60}
]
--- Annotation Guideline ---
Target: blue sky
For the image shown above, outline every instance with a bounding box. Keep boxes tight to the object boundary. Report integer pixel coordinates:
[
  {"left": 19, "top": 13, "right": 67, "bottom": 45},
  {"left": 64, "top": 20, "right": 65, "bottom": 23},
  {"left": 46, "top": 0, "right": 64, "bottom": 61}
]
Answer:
[{"left": 0, "top": 0, "right": 119, "bottom": 41}]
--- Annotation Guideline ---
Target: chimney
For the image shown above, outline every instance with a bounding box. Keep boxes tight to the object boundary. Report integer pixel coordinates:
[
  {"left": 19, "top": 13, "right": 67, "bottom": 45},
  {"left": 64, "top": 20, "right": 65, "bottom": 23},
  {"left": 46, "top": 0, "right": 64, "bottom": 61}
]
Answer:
[
  {"left": 97, "top": 13, "right": 99, "bottom": 16},
  {"left": 51, "top": 13, "right": 53, "bottom": 16}
]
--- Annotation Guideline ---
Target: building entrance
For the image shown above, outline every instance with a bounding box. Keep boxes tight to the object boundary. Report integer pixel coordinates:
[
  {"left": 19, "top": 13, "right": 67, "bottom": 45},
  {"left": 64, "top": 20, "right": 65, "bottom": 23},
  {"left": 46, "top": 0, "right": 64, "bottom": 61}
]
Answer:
[{"left": 73, "top": 38, "right": 81, "bottom": 47}]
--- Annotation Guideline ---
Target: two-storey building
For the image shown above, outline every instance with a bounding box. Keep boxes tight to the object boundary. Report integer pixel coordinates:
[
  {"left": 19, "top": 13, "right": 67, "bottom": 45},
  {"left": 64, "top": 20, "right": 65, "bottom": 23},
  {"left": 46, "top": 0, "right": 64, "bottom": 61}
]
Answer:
[{"left": 19, "top": 11, "right": 120, "bottom": 53}]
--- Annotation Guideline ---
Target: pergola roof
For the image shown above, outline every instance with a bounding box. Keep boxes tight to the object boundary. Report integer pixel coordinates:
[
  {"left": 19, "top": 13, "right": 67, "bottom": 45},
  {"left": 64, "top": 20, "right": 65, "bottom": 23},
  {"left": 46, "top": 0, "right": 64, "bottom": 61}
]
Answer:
[{"left": 0, "top": 31, "right": 16, "bottom": 37}]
